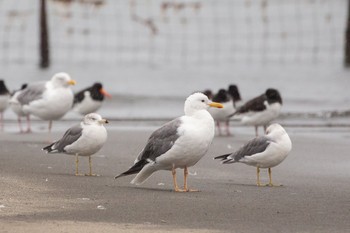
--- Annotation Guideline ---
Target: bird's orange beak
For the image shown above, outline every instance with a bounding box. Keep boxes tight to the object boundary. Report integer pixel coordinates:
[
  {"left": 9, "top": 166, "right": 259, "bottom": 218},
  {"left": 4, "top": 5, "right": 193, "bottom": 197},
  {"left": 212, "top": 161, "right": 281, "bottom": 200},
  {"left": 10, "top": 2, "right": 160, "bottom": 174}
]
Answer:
[
  {"left": 67, "top": 80, "right": 76, "bottom": 85},
  {"left": 209, "top": 102, "right": 224, "bottom": 108},
  {"left": 99, "top": 88, "right": 112, "bottom": 98}
]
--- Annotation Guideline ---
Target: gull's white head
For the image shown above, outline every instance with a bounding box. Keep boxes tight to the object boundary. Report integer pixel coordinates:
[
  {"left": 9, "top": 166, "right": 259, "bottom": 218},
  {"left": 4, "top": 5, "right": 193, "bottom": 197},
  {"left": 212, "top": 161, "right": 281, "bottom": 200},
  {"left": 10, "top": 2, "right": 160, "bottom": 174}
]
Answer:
[
  {"left": 51, "top": 72, "right": 76, "bottom": 88},
  {"left": 83, "top": 113, "right": 109, "bottom": 125},
  {"left": 184, "top": 92, "right": 223, "bottom": 116},
  {"left": 266, "top": 123, "right": 287, "bottom": 136}
]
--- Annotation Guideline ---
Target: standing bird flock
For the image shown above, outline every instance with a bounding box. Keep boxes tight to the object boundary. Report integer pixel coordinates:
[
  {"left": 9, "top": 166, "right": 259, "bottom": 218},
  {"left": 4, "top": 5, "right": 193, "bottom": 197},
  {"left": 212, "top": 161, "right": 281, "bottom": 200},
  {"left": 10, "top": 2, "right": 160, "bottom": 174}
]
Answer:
[{"left": 1, "top": 76, "right": 292, "bottom": 191}]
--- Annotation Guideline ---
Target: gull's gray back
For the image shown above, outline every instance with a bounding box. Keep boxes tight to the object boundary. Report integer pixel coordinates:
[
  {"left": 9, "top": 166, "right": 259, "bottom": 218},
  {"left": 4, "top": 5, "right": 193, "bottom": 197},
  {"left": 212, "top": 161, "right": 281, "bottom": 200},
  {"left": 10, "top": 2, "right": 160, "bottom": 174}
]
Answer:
[
  {"left": 52, "top": 124, "right": 83, "bottom": 152},
  {"left": 17, "top": 81, "right": 46, "bottom": 105},
  {"left": 233, "top": 136, "right": 272, "bottom": 161},
  {"left": 137, "top": 117, "right": 182, "bottom": 162}
]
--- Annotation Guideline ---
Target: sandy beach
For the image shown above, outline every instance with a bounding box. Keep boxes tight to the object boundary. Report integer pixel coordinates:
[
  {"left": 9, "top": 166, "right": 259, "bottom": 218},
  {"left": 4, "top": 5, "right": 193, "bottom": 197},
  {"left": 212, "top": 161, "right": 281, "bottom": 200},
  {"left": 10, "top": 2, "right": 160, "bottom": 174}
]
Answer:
[{"left": 0, "top": 122, "right": 349, "bottom": 232}]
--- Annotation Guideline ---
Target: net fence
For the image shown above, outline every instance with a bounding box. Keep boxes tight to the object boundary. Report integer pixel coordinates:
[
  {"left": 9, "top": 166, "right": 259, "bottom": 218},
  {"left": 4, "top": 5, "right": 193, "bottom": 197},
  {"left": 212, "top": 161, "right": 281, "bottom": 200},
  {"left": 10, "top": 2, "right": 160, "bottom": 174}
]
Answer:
[{"left": 0, "top": 0, "right": 347, "bottom": 67}]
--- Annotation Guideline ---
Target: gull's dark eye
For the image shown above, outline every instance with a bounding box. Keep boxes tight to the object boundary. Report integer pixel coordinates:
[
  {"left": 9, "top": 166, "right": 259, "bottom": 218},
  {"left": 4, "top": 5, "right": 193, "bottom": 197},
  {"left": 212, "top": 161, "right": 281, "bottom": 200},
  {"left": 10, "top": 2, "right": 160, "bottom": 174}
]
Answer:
[{"left": 201, "top": 99, "right": 205, "bottom": 103}]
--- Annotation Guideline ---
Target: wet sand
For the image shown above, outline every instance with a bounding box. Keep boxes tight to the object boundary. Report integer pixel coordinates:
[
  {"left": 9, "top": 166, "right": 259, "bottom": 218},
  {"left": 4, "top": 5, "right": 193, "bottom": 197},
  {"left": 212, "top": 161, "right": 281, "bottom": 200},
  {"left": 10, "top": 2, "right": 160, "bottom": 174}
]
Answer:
[{"left": 0, "top": 123, "right": 349, "bottom": 232}]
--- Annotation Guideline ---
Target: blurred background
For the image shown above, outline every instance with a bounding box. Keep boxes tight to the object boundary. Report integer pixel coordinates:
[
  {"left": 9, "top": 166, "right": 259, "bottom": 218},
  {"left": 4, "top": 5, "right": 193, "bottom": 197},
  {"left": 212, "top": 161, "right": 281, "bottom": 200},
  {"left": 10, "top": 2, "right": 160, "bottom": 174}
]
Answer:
[{"left": 0, "top": 0, "right": 349, "bottom": 122}]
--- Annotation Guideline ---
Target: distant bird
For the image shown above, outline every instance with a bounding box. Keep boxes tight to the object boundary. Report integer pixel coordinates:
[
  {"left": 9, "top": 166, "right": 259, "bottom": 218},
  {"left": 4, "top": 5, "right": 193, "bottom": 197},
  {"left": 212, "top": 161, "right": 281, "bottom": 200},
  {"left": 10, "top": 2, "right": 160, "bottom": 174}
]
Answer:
[
  {"left": 227, "top": 84, "right": 242, "bottom": 108},
  {"left": 214, "top": 123, "right": 292, "bottom": 186},
  {"left": 0, "top": 80, "right": 10, "bottom": 131},
  {"left": 202, "top": 89, "right": 213, "bottom": 100},
  {"left": 231, "top": 88, "right": 282, "bottom": 136},
  {"left": 208, "top": 89, "right": 235, "bottom": 136},
  {"left": 115, "top": 93, "right": 223, "bottom": 192},
  {"left": 9, "top": 84, "right": 32, "bottom": 133},
  {"left": 42, "top": 113, "right": 108, "bottom": 176},
  {"left": 17, "top": 72, "right": 76, "bottom": 134},
  {"left": 73, "top": 82, "right": 111, "bottom": 115}
]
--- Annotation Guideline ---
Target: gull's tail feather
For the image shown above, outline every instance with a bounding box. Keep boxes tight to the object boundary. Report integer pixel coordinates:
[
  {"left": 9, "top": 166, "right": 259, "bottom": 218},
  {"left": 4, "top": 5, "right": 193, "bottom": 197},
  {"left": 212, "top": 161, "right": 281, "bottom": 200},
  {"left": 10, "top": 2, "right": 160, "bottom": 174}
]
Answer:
[
  {"left": 214, "top": 153, "right": 231, "bottom": 160},
  {"left": 214, "top": 153, "right": 237, "bottom": 164},
  {"left": 130, "top": 164, "right": 157, "bottom": 185},
  {"left": 42, "top": 143, "right": 57, "bottom": 153},
  {"left": 114, "top": 159, "right": 148, "bottom": 179}
]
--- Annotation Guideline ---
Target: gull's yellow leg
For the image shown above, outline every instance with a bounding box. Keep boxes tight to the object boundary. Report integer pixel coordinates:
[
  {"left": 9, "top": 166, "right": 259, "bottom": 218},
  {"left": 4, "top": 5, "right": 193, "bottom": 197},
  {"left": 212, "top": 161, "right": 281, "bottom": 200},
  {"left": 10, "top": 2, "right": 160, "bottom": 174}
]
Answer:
[
  {"left": 257, "top": 167, "right": 262, "bottom": 186},
  {"left": 75, "top": 154, "right": 84, "bottom": 176},
  {"left": 172, "top": 167, "right": 184, "bottom": 192},
  {"left": 268, "top": 167, "right": 273, "bottom": 186},
  {"left": 86, "top": 156, "right": 97, "bottom": 176},
  {"left": 184, "top": 166, "right": 199, "bottom": 192},
  {"left": 267, "top": 167, "right": 282, "bottom": 187}
]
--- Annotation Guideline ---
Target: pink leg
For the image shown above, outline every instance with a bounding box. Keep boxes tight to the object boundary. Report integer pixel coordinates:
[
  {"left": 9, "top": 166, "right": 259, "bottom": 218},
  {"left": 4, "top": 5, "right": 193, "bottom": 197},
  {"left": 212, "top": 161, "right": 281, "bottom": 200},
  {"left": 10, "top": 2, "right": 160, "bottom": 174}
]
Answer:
[
  {"left": 225, "top": 120, "right": 231, "bottom": 136},
  {"left": 26, "top": 115, "right": 32, "bottom": 133},
  {"left": 18, "top": 116, "right": 24, "bottom": 133}
]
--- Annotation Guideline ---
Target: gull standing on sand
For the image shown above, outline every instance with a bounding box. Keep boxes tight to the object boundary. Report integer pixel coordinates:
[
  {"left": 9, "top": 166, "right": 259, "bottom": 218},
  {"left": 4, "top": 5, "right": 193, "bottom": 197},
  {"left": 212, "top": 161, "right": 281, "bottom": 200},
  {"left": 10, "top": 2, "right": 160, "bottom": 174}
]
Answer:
[
  {"left": 73, "top": 82, "right": 112, "bottom": 115},
  {"left": 115, "top": 92, "right": 223, "bottom": 192},
  {"left": 231, "top": 88, "right": 282, "bottom": 136},
  {"left": 42, "top": 113, "right": 108, "bottom": 176},
  {"left": 214, "top": 123, "right": 292, "bottom": 186},
  {"left": 0, "top": 80, "right": 10, "bottom": 131},
  {"left": 9, "top": 84, "right": 32, "bottom": 133},
  {"left": 17, "top": 72, "right": 76, "bottom": 133}
]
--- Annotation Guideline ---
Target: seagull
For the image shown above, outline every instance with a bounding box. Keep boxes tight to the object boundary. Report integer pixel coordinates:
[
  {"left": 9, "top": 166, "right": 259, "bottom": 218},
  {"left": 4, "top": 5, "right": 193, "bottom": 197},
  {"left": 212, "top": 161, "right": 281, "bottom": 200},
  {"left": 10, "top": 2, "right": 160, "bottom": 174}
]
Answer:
[
  {"left": 231, "top": 88, "right": 282, "bottom": 136},
  {"left": 115, "top": 92, "right": 223, "bottom": 192},
  {"left": 73, "top": 82, "right": 111, "bottom": 115},
  {"left": 17, "top": 72, "right": 76, "bottom": 134},
  {"left": 214, "top": 123, "right": 292, "bottom": 186},
  {"left": 0, "top": 80, "right": 10, "bottom": 131},
  {"left": 42, "top": 113, "right": 108, "bottom": 176},
  {"left": 9, "top": 84, "right": 32, "bottom": 133},
  {"left": 208, "top": 89, "right": 235, "bottom": 136},
  {"left": 227, "top": 84, "right": 242, "bottom": 108}
]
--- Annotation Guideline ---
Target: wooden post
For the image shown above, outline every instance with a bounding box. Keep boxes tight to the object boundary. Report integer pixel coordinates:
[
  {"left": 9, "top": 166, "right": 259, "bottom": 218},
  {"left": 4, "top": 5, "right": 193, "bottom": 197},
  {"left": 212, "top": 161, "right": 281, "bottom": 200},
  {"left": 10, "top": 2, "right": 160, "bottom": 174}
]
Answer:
[
  {"left": 39, "top": 0, "right": 50, "bottom": 68},
  {"left": 345, "top": 0, "right": 350, "bottom": 67}
]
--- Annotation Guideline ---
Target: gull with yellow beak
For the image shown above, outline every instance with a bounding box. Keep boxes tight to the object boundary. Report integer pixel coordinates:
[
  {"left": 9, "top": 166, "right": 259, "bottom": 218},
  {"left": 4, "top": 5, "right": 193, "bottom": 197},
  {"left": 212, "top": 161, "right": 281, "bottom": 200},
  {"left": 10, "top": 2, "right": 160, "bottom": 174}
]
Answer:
[
  {"left": 115, "top": 92, "right": 223, "bottom": 192},
  {"left": 43, "top": 113, "right": 108, "bottom": 176},
  {"left": 17, "top": 72, "right": 76, "bottom": 133}
]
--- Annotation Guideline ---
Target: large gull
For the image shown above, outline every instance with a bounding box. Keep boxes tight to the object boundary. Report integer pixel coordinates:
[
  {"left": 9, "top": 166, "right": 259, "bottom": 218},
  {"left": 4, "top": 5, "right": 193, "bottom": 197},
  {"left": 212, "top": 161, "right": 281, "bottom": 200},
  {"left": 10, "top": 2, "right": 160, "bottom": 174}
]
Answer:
[
  {"left": 73, "top": 82, "right": 111, "bottom": 115},
  {"left": 115, "top": 92, "right": 223, "bottom": 192},
  {"left": 214, "top": 123, "right": 292, "bottom": 186},
  {"left": 17, "top": 72, "right": 76, "bottom": 134},
  {"left": 0, "top": 80, "right": 10, "bottom": 131},
  {"left": 9, "top": 84, "right": 32, "bottom": 133},
  {"left": 231, "top": 88, "right": 282, "bottom": 136},
  {"left": 42, "top": 113, "right": 108, "bottom": 176}
]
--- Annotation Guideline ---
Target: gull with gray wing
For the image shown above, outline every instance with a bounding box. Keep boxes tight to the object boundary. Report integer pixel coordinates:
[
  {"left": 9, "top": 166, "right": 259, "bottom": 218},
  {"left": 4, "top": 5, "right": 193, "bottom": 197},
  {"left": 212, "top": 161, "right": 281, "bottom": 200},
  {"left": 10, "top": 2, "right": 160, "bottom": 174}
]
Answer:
[
  {"left": 42, "top": 113, "right": 108, "bottom": 176},
  {"left": 17, "top": 72, "right": 76, "bottom": 134},
  {"left": 214, "top": 123, "right": 292, "bottom": 186},
  {"left": 115, "top": 92, "right": 224, "bottom": 192}
]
